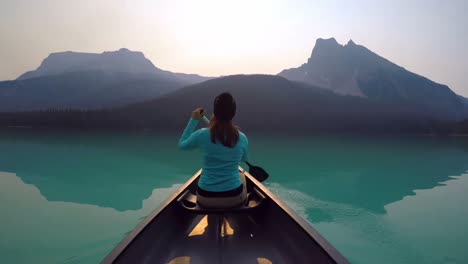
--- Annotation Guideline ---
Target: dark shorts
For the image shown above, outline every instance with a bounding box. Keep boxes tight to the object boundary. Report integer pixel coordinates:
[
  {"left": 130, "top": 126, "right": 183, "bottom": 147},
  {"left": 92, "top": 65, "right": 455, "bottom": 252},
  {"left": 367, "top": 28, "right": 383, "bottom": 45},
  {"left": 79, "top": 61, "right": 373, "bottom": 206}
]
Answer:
[{"left": 196, "top": 172, "right": 247, "bottom": 209}]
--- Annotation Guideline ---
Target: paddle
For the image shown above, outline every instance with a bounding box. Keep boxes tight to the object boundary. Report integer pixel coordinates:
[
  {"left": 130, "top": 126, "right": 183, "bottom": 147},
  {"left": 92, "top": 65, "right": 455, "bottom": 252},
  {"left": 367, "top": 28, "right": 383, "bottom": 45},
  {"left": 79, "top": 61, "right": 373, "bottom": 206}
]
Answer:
[{"left": 244, "top": 161, "right": 270, "bottom": 182}]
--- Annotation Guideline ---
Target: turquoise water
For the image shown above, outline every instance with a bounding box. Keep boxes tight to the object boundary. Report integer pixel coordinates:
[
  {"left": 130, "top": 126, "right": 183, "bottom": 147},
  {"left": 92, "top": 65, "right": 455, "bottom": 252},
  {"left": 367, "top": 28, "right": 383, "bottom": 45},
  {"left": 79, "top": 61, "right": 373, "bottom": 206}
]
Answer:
[{"left": 1, "top": 130, "right": 468, "bottom": 264}]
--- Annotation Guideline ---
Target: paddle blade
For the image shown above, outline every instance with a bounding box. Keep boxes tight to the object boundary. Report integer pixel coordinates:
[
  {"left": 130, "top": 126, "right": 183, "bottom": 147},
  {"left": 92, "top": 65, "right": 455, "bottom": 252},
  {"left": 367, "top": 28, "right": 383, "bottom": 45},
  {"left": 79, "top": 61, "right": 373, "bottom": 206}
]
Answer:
[{"left": 245, "top": 162, "right": 269, "bottom": 182}]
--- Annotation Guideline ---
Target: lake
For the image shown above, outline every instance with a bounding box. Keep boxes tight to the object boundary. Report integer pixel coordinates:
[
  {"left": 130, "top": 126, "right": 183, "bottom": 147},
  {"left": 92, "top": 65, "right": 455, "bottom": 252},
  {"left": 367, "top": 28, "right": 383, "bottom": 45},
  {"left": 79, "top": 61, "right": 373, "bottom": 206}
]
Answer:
[{"left": 1, "top": 129, "right": 468, "bottom": 264}]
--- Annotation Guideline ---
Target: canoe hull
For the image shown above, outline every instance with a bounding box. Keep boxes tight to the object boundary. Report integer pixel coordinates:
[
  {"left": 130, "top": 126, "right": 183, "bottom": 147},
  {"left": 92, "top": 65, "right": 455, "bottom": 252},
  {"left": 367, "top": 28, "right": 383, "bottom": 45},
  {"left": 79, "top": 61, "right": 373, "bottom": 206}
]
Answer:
[{"left": 102, "top": 168, "right": 349, "bottom": 264}]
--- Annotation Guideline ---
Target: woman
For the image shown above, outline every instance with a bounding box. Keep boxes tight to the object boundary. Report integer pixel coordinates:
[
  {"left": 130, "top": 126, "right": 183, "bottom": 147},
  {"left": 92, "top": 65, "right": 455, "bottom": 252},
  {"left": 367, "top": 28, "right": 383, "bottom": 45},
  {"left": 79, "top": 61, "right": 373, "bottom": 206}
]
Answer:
[{"left": 178, "top": 92, "right": 248, "bottom": 209}]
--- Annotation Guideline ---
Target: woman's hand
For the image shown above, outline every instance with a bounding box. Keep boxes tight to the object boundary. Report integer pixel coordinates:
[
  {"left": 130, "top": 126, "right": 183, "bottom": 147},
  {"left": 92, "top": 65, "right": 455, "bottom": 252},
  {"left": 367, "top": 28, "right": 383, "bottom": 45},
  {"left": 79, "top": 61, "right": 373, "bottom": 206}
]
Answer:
[{"left": 191, "top": 108, "right": 204, "bottom": 120}]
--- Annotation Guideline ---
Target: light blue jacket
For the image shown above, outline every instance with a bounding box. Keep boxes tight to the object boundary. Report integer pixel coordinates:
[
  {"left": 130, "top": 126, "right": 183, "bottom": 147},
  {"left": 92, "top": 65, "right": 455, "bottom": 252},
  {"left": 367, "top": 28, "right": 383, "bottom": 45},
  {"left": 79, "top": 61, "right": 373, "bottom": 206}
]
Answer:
[{"left": 178, "top": 118, "right": 248, "bottom": 192}]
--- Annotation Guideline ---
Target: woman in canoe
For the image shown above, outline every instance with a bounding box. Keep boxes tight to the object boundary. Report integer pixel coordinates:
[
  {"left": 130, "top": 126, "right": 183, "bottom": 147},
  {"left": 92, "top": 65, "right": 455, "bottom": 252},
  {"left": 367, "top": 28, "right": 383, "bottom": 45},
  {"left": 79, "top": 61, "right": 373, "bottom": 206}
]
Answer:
[{"left": 178, "top": 92, "right": 248, "bottom": 209}]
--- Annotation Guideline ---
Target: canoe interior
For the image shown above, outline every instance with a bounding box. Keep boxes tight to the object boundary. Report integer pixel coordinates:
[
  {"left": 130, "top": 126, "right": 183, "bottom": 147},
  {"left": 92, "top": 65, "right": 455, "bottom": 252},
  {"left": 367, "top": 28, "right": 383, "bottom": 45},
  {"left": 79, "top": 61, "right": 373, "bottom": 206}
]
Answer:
[{"left": 103, "top": 169, "right": 348, "bottom": 264}]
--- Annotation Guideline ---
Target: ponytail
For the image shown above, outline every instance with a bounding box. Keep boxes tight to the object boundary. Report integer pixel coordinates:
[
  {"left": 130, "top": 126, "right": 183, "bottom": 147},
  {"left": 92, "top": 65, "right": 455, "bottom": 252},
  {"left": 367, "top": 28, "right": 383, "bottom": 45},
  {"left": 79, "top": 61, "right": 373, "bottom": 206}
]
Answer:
[{"left": 209, "top": 116, "right": 239, "bottom": 148}]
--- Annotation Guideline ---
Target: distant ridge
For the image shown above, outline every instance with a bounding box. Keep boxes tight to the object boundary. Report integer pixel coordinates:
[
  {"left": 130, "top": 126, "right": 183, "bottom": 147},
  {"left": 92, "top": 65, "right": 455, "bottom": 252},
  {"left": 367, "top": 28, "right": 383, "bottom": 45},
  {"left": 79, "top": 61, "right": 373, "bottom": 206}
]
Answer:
[
  {"left": 279, "top": 38, "right": 467, "bottom": 121},
  {"left": 1, "top": 39, "right": 467, "bottom": 130},
  {"left": 0, "top": 49, "right": 212, "bottom": 111},
  {"left": 17, "top": 48, "right": 210, "bottom": 83},
  {"left": 0, "top": 75, "right": 446, "bottom": 134},
  {"left": 460, "top": 96, "right": 468, "bottom": 107},
  {"left": 17, "top": 48, "right": 157, "bottom": 80}
]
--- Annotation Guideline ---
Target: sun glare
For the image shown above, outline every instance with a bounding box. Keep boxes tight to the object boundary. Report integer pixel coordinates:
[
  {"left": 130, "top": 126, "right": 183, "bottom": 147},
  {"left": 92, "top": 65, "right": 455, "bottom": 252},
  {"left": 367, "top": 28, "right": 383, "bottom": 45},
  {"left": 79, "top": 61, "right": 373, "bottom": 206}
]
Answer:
[{"left": 154, "top": 0, "right": 286, "bottom": 74}]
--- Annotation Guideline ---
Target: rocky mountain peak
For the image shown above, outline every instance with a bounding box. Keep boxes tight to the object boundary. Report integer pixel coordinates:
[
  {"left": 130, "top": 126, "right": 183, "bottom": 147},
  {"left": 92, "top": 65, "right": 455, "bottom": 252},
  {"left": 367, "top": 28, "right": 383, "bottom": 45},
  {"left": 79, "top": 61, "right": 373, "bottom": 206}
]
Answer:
[
  {"left": 309, "top": 38, "right": 343, "bottom": 61},
  {"left": 278, "top": 37, "right": 466, "bottom": 120},
  {"left": 17, "top": 49, "right": 158, "bottom": 80}
]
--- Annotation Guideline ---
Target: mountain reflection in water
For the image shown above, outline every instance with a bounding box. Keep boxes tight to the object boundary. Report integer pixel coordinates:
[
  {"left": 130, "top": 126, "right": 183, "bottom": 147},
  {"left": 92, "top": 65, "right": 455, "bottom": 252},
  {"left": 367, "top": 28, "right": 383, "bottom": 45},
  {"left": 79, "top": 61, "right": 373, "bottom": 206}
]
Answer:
[{"left": 1, "top": 129, "right": 468, "bottom": 264}]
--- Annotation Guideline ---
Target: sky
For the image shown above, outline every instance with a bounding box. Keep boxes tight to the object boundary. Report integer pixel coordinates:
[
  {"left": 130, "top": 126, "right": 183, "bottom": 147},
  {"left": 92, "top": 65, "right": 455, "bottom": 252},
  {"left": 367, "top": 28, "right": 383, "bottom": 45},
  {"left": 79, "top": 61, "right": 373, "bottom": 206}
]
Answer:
[{"left": 1, "top": 0, "right": 467, "bottom": 96}]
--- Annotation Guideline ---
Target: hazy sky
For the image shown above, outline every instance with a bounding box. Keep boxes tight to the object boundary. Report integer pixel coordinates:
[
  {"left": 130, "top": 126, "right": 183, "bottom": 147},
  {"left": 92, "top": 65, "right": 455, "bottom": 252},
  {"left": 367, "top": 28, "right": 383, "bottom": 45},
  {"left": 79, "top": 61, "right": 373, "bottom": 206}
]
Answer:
[{"left": 1, "top": 0, "right": 467, "bottom": 95}]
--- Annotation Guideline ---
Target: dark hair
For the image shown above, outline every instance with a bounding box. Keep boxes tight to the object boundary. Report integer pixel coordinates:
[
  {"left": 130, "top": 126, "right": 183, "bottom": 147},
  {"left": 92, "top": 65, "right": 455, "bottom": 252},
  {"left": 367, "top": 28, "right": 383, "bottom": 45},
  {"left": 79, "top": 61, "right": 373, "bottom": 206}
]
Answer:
[{"left": 210, "top": 92, "right": 239, "bottom": 148}]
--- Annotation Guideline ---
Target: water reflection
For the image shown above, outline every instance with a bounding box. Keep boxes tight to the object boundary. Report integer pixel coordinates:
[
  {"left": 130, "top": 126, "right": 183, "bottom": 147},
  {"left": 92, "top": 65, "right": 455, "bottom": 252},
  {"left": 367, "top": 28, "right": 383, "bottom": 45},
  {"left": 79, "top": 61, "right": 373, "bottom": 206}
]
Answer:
[
  {"left": 250, "top": 135, "right": 468, "bottom": 214},
  {"left": 267, "top": 174, "right": 468, "bottom": 264},
  {"left": 0, "top": 171, "right": 180, "bottom": 264},
  {"left": 383, "top": 175, "right": 468, "bottom": 264},
  {"left": 1, "top": 130, "right": 468, "bottom": 264},
  {"left": 0, "top": 129, "right": 200, "bottom": 211},
  {"left": 2, "top": 130, "right": 468, "bottom": 215}
]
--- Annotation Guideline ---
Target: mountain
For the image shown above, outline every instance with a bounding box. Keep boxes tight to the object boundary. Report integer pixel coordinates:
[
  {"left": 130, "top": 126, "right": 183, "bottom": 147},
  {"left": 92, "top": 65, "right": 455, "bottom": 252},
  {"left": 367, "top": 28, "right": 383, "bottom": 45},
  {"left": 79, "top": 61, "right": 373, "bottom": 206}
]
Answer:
[
  {"left": 17, "top": 48, "right": 155, "bottom": 80},
  {"left": 0, "top": 71, "right": 187, "bottom": 111},
  {"left": 0, "top": 49, "right": 211, "bottom": 111},
  {"left": 279, "top": 38, "right": 466, "bottom": 121},
  {"left": 460, "top": 95, "right": 468, "bottom": 107},
  {"left": 0, "top": 75, "right": 438, "bottom": 134},
  {"left": 17, "top": 48, "right": 210, "bottom": 83}
]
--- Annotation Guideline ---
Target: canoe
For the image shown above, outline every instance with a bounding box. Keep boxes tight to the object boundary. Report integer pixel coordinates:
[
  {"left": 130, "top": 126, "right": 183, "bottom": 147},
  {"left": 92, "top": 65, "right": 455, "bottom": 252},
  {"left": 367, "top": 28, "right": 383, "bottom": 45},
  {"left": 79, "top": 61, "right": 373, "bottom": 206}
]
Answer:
[{"left": 102, "top": 168, "right": 349, "bottom": 264}]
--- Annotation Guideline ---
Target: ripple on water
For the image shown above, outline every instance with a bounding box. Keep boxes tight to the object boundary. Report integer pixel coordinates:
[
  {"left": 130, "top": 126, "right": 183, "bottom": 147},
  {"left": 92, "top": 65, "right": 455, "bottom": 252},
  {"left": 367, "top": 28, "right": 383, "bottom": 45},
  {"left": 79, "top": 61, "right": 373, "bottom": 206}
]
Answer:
[{"left": 264, "top": 182, "right": 426, "bottom": 264}]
